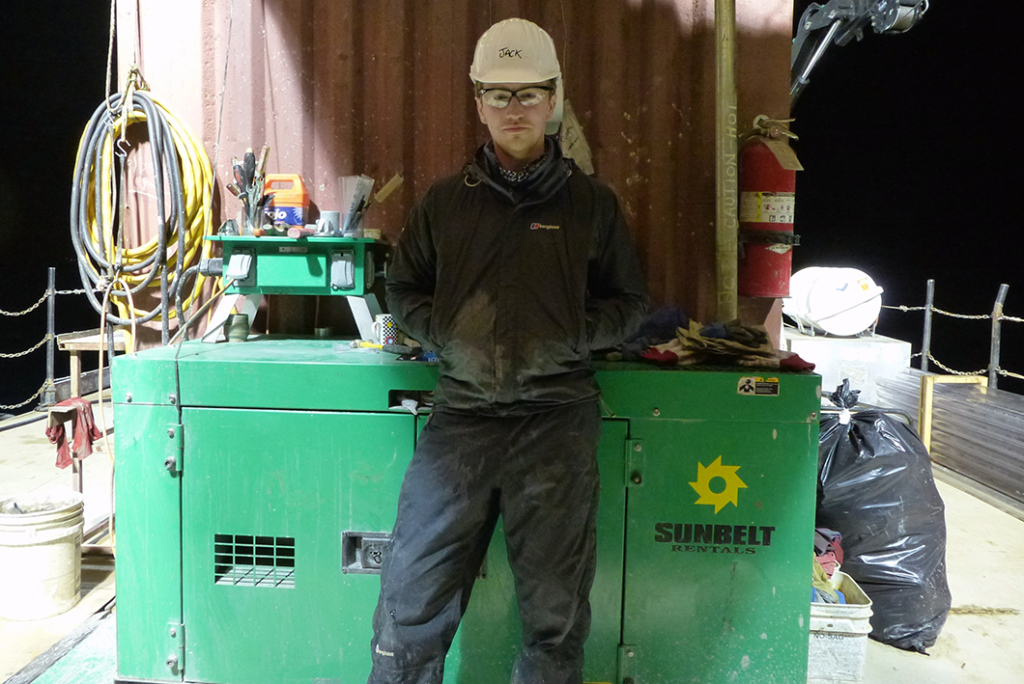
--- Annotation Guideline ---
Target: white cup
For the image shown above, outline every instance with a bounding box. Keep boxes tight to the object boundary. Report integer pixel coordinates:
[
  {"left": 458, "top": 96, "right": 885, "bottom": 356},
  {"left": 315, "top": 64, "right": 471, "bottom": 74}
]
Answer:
[
  {"left": 318, "top": 210, "right": 341, "bottom": 234},
  {"left": 371, "top": 314, "right": 398, "bottom": 346}
]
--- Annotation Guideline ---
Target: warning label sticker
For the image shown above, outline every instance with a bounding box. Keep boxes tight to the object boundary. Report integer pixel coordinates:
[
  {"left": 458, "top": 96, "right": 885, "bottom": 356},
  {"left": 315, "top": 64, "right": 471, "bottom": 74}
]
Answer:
[
  {"left": 737, "top": 376, "right": 780, "bottom": 396},
  {"left": 739, "top": 191, "right": 795, "bottom": 224}
]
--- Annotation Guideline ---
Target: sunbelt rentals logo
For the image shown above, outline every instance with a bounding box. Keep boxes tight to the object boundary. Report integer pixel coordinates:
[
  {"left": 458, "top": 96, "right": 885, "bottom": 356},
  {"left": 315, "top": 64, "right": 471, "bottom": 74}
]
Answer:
[
  {"left": 654, "top": 456, "right": 778, "bottom": 556},
  {"left": 689, "top": 456, "right": 747, "bottom": 513}
]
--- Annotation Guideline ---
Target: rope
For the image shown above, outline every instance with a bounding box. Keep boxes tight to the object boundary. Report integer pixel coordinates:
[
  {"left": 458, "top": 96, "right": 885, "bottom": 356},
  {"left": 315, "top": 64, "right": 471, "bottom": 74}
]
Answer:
[
  {"left": 0, "top": 293, "right": 48, "bottom": 317},
  {"left": 103, "top": 0, "right": 117, "bottom": 115},
  {"left": 0, "top": 382, "right": 52, "bottom": 411},
  {"left": 998, "top": 369, "right": 1024, "bottom": 381},
  {"left": 0, "top": 335, "right": 51, "bottom": 359},
  {"left": 882, "top": 305, "right": 927, "bottom": 312},
  {"left": 1002, "top": 315, "right": 1024, "bottom": 324},
  {"left": 169, "top": 277, "right": 236, "bottom": 345},
  {"left": 211, "top": 0, "right": 235, "bottom": 179}
]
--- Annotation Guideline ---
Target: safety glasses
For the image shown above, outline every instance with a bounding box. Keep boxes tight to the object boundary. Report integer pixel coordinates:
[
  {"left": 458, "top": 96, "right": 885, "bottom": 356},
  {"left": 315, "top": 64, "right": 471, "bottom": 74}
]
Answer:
[{"left": 478, "top": 86, "right": 554, "bottom": 108}]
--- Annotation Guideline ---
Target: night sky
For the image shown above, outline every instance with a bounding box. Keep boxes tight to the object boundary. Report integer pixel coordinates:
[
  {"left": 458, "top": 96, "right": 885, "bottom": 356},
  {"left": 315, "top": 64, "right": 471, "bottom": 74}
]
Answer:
[
  {"left": 1, "top": 1, "right": 1021, "bottom": 411},
  {"left": 791, "top": 0, "right": 1023, "bottom": 394},
  {"left": 1, "top": 2, "right": 112, "bottom": 413}
]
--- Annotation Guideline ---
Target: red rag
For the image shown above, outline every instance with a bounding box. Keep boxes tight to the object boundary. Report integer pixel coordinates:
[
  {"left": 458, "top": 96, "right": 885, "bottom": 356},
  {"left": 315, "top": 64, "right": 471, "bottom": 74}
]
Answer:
[
  {"left": 779, "top": 351, "right": 816, "bottom": 372},
  {"left": 640, "top": 348, "right": 679, "bottom": 365},
  {"left": 817, "top": 551, "right": 838, "bottom": 578},
  {"left": 46, "top": 423, "right": 72, "bottom": 469},
  {"left": 45, "top": 398, "right": 104, "bottom": 469},
  {"left": 831, "top": 539, "right": 844, "bottom": 566}
]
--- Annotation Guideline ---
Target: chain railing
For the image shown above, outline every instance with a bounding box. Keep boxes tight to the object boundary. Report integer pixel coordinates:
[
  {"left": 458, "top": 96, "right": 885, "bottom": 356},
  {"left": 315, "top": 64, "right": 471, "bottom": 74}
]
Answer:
[
  {"left": 0, "top": 292, "right": 49, "bottom": 317},
  {"left": 0, "top": 381, "right": 54, "bottom": 412},
  {"left": 0, "top": 334, "right": 52, "bottom": 359},
  {"left": 0, "top": 268, "right": 102, "bottom": 412},
  {"left": 881, "top": 279, "right": 1022, "bottom": 389}
]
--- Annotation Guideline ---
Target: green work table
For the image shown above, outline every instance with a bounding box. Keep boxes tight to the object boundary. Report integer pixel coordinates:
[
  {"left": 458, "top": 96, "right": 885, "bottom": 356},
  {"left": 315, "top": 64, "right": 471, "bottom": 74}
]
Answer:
[{"left": 113, "top": 338, "right": 820, "bottom": 684}]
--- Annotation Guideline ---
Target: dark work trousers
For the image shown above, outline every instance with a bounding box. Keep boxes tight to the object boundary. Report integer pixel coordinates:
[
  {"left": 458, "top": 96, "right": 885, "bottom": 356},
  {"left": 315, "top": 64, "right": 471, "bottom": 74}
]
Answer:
[{"left": 367, "top": 400, "right": 602, "bottom": 684}]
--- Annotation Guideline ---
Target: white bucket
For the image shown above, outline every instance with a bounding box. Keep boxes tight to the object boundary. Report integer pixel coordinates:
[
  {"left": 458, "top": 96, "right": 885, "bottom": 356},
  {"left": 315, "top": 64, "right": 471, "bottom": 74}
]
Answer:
[
  {"left": 808, "top": 570, "right": 873, "bottom": 684},
  {"left": 0, "top": 491, "right": 85, "bottom": 621}
]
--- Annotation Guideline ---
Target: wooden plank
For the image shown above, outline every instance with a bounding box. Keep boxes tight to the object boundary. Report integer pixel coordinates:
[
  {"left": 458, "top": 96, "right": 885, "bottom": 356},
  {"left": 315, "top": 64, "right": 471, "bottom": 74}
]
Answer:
[
  {"left": 56, "top": 329, "right": 126, "bottom": 352},
  {"left": 918, "top": 374, "right": 988, "bottom": 451}
]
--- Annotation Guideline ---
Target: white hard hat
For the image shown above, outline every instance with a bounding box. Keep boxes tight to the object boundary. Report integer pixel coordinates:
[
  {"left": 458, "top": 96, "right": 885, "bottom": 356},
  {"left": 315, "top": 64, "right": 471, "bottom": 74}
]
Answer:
[{"left": 469, "top": 18, "right": 561, "bottom": 85}]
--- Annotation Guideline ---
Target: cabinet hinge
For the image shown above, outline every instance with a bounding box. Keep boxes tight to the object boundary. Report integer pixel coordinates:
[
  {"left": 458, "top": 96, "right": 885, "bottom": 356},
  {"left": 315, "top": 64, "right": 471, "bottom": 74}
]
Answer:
[
  {"left": 626, "top": 439, "right": 644, "bottom": 487},
  {"left": 618, "top": 643, "right": 638, "bottom": 683},
  {"left": 165, "top": 622, "right": 185, "bottom": 676},
  {"left": 165, "top": 423, "right": 183, "bottom": 475}
]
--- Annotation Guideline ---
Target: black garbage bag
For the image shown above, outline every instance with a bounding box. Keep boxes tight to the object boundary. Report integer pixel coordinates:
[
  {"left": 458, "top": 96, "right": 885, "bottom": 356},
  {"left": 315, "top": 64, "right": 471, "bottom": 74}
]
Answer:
[{"left": 817, "top": 380, "right": 951, "bottom": 653}]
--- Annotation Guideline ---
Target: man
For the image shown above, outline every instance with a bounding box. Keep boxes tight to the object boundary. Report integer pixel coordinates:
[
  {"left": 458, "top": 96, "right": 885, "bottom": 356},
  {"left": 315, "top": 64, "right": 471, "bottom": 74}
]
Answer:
[{"left": 369, "top": 18, "right": 647, "bottom": 684}]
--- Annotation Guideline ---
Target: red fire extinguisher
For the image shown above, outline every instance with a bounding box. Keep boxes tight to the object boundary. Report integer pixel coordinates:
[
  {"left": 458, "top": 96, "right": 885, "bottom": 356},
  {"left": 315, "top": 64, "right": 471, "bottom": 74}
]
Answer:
[{"left": 738, "top": 116, "right": 802, "bottom": 298}]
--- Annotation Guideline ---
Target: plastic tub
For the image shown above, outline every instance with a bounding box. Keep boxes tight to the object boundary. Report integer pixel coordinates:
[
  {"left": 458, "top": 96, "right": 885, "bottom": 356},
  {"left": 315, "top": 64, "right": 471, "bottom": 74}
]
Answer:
[
  {"left": 0, "top": 492, "right": 85, "bottom": 620},
  {"left": 264, "top": 173, "right": 309, "bottom": 227},
  {"left": 808, "top": 570, "right": 873, "bottom": 684}
]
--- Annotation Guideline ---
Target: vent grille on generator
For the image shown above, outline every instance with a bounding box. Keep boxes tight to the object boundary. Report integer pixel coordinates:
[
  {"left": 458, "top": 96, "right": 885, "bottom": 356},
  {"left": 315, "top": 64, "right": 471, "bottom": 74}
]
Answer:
[{"left": 214, "top": 534, "right": 295, "bottom": 588}]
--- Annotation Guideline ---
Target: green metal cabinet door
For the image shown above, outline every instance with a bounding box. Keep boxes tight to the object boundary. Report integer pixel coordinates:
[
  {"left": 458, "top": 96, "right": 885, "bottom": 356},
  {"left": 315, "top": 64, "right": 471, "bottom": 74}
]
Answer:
[
  {"left": 178, "top": 408, "right": 627, "bottom": 684},
  {"left": 115, "top": 402, "right": 186, "bottom": 683},
  {"left": 620, "top": 418, "right": 817, "bottom": 684},
  {"left": 180, "top": 408, "right": 415, "bottom": 684}
]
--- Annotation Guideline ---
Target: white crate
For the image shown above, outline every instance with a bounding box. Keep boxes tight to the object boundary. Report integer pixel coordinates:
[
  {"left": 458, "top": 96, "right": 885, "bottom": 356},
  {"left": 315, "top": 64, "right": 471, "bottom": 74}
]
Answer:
[
  {"left": 783, "top": 330, "right": 912, "bottom": 406},
  {"left": 808, "top": 571, "right": 873, "bottom": 684}
]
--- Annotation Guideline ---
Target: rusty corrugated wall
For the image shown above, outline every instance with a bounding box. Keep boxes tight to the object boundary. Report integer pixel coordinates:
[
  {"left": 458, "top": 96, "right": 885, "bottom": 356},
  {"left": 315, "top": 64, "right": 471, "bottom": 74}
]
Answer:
[{"left": 118, "top": 0, "right": 792, "bottom": 329}]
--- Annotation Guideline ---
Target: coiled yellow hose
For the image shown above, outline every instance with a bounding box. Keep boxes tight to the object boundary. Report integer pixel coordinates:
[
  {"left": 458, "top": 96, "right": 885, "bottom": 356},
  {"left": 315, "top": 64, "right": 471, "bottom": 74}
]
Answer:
[{"left": 72, "top": 88, "right": 214, "bottom": 338}]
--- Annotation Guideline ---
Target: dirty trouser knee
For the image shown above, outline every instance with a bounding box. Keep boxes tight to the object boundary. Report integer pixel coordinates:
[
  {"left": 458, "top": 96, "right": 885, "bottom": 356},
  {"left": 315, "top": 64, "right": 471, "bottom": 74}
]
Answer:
[
  {"left": 502, "top": 403, "right": 601, "bottom": 684},
  {"left": 367, "top": 411, "right": 500, "bottom": 684},
  {"left": 367, "top": 401, "right": 602, "bottom": 684}
]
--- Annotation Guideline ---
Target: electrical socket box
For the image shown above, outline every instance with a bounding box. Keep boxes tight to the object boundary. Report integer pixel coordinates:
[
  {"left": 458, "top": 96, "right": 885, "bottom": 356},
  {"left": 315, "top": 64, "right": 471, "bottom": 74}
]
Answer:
[{"left": 206, "top": 236, "right": 386, "bottom": 296}]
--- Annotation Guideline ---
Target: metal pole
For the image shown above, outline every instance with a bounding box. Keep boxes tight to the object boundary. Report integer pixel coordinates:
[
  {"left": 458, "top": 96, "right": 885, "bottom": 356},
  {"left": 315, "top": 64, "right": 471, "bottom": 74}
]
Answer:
[
  {"left": 41, "top": 267, "right": 57, "bottom": 408},
  {"left": 791, "top": 22, "right": 841, "bottom": 108},
  {"left": 715, "top": 0, "right": 738, "bottom": 323},
  {"left": 921, "top": 279, "right": 934, "bottom": 372},
  {"left": 989, "top": 283, "right": 1009, "bottom": 389}
]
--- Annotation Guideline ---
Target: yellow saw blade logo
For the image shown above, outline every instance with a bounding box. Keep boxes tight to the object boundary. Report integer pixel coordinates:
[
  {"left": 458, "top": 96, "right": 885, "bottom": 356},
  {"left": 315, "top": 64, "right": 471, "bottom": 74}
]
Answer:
[{"left": 689, "top": 456, "right": 747, "bottom": 513}]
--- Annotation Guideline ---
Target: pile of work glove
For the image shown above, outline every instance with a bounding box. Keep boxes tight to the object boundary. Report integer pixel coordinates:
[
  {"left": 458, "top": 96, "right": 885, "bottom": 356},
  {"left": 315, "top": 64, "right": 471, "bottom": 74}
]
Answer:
[
  {"left": 640, "top": 319, "right": 814, "bottom": 370},
  {"left": 811, "top": 527, "right": 845, "bottom": 603}
]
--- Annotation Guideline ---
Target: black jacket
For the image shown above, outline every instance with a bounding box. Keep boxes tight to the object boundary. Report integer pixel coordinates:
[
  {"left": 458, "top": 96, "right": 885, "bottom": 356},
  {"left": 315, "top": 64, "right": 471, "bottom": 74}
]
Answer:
[{"left": 386, "top": 139, "right": 648, "bottom": 415}]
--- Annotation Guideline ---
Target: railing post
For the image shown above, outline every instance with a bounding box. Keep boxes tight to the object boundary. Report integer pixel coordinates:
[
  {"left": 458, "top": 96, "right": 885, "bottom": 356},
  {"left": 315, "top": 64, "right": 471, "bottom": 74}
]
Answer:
[
  {"left": 41, "top": 267, "right": 57, "bottom": 408},
  {"left": 989, "top": 283, "right": 1009, "bottom": 389},
  {"left": 921, "top": 279, "right": 934, "bottom": 372}
]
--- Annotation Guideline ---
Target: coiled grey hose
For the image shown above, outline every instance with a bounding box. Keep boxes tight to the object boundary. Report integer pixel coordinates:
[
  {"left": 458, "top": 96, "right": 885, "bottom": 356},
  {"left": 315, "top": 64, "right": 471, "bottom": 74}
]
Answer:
[{"left": 70, "top": 90, "right": 213, "bottom": 343}]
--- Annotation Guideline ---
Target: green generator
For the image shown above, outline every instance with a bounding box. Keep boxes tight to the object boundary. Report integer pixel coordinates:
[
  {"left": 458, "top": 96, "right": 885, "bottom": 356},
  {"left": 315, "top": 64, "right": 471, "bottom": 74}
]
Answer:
[{"left": 113, "top": 339, "right": 820, "bottom": 684}]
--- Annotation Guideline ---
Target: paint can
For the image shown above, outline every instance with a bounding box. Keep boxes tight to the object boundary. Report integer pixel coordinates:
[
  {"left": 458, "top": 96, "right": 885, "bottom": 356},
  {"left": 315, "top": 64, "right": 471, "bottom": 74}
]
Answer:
[{"left": 0, "top": 492, "right": 85, "bottom": 620}]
